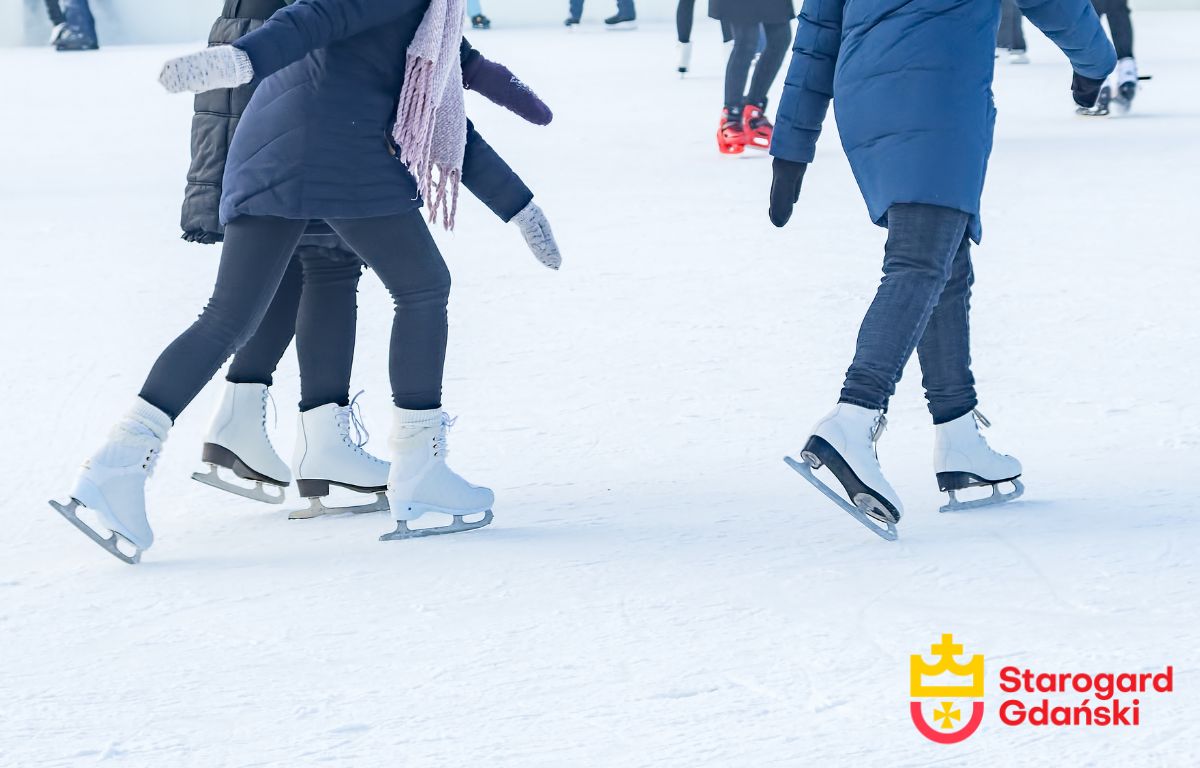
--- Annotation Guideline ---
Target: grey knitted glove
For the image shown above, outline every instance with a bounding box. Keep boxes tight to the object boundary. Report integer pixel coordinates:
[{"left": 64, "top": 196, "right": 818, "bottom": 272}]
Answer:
[
  {"left": 159, "top": 45, "right": 254, "bottom": 94},
  {"left": 512, "top": 201, "right": 561, "bottom": 270}
]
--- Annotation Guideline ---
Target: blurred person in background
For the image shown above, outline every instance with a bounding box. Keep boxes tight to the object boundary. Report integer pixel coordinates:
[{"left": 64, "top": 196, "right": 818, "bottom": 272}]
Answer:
[
  {"left": 1086, "top": 0, "right": 1140, "bottom": 113},
  {"left": 45, "top": 0, "right": 98, "bottom": 51},
  {"left": 997, "top": 0, "right": 1029, "bottom": 64},
  {"left": 565, "top": 0, "right": 637, "bottom": 30},
  {"left": 713, "top": 0, "right": 794, "bottom": 155},
  {"left": 468, "top": 0, "right": 490, "bottom": 29},
  {"left": 675, "top": 0, "right": 733, "bottom": 76}
]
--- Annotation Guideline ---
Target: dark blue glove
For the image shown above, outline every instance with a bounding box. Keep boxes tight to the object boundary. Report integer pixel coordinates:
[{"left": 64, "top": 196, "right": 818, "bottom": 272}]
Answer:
[{"left": 769, "top": 158, "right": 808, "bottom": 228}]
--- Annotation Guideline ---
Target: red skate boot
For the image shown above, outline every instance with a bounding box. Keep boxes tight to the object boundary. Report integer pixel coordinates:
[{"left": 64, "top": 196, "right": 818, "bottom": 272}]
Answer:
[
  {"left": 717, "top": 107, "right": 746, "bottom": 155},
  {"left": 743, "top": 101, "right": 773, "bottom": 150}
]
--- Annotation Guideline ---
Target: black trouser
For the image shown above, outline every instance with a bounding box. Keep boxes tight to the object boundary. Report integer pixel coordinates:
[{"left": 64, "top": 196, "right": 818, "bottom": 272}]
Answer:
[
  {"left": 43, "top": 0, "right": 66, "bottom": 26},
  {"left": 224, "top": 245, "right": 364, "bottom": 412},
  {"left": 1092, "top": 0, "right": 1134, "bottom": 59},
  {"left": 676, "top": 0, "right": 732, "bottom": 44},
  {"left": 997, "top": 0, "right": 1026, "bottom": 51},
  {"left": 140, "top": 211, "right": 451, "bottom": 421},
  {"left": 724, "top": 21, "right": 792, "bottom": 110}
]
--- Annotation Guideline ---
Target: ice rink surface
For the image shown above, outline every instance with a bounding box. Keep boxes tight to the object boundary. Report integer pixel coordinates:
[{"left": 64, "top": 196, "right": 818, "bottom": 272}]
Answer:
[{"left": 1, "top": 14, "right": 1198, "bottom": 768}]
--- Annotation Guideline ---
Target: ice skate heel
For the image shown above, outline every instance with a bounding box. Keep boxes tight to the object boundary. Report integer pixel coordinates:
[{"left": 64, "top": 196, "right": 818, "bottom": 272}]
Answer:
[
  {"left": 289, "top": 478, "right": 388, "bottom": 519},
  {"left": 192, "top": 443, "right": 287, "bottom": 504}
]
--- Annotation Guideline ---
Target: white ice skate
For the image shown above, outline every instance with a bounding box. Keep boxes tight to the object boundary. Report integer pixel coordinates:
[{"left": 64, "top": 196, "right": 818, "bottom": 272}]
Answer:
[
  {"left": 785, "top": 404, "right": 902, "bottom": 541},
  {"left": 379, "top": 409, "right": 494, "bottom": 541},
  {"left": 1008, "top": 50, "right": 1030, "bottom": 65},
  {"left": 1111, "top": 57, "right": 1139, "bottom": 115},
  {"left": 48, "top": 399, "right": 172, "bottom": 564},
  {"left": 676, "top": 41, "right": 692, "bottom": 76},
  {"left": 290, "top": 396, "right": 389, "bottom": 519},
  {"left": 935, "top": 409, "right": 1023, "bottom": 513},
  {"left": 192, "top": 382, "right": 290, "bottom": 504}
]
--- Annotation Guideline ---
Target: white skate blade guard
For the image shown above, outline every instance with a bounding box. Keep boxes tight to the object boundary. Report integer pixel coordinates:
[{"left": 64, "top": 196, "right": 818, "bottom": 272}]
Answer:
[
  {"left": 784, "top": 456, "right": 898, "bottom": 542},
  {"left": 380, "top": 509, "right": 494, "bottom": 541},
  {"left": 48, "top": 498, "right": 142, "bottom": 564}
]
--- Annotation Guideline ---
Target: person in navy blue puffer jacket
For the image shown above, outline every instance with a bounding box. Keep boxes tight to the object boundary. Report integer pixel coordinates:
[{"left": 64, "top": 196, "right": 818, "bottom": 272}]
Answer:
[{"left": 766, "top": 0, "right": 1116, "bottom": 533}]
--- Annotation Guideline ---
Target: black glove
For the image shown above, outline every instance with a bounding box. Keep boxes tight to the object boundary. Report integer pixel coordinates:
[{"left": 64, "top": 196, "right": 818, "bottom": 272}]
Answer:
[
  {"left": 769, "top": 158, "right": 808, "bottom": 228},
  {"left": 1071, "top": 72, "right": 1106, "bottom": 109}
]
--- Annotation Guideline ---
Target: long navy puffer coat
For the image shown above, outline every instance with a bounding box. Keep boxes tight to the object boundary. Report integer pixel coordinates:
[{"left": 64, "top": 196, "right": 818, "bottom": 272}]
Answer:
[
  {"left": 770, "top": 0, "right": 1116, "bottom": 243},
  {"left": 221, "top": 0, "right": 435, "bottom": 226}
]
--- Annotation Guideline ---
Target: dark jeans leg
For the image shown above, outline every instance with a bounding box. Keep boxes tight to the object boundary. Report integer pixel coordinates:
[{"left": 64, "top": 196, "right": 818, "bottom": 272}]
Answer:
[
  {"left": 724, "top": 21, "right": 759, "bottom": 109},
  {"left": 44, "top": 0, "right": 66, "bottom": 26},
  {"left": 326, "top": 212, "right": 451, "bottom": 411},
  {"left": 617, "top": 0, "right": 635, "bottom": 17},
  {"left": 138, "top": 216, "right": 307, "bottom": 420},
  {"left": 1102, "top": 0, "right": 1135, "bottom": 59},
  {"left": 839, "top": 204, "right": 971, "bottom": 414},
  {"left": 998, "top": 0, "right": 1027, "bottom": 51},
  {"left": 916, "top": 235, "right": 978, "bottom": 424},
  {"left": 569, "top": 0, "right": 583, "bottom": 19},
  {"left": 224, "top": 252, "right": 302, "bottom": 387},
  {"left": 61, "top": 0, "right": 95, "bottom": 38},
  {"left": 745, "top": 21, "right": 792, "bottom": 107},
  {"left": 295, "top": 247, "right": 364, "bottom": 412},
  {"left": 676, "top": 0, "right": 694, "bottom": 43}
]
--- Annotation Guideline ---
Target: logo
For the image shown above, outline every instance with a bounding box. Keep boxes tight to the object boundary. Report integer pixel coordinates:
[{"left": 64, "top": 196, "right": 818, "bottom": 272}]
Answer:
[{"left": 910, "top": 634, "right": 985, "bottom": 744}]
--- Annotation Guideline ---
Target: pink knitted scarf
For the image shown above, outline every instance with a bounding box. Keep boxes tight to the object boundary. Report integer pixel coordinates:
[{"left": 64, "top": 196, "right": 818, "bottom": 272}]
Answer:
[{"left": 393, "top": 0, "right": 467, "bottom": 230}]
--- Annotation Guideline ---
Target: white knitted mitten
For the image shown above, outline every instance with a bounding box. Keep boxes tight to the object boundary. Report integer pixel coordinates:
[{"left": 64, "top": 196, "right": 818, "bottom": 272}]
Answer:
[{"left": 159, "top": 45, "right": 254, "bottom": 94}]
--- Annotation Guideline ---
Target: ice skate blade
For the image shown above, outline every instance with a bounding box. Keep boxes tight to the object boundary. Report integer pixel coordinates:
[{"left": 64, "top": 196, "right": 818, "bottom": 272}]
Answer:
[
  {"left": 48, "top": 498, "right": 142, "bottom": 564},
  {"left": 380, "top": 510, "right": 494, "bottom": 541},
  {"left": 784, "top": 457, "right": 898, "bottom": 542},
  {"left": 289, "top": 493, "right": 388, "bottom": 520},
  {"left": 191, "top": 464, "right": 286, "bottom": 505},
  {"left": 940, "top": 479, "right": 1025, "bottom": 514}
]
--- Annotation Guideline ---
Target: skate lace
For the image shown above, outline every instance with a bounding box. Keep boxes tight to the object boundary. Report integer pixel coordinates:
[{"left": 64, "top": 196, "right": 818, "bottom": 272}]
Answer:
[
  {"left": 869, "top": 413, "right": 888, "bottom": 458},
  {"left": 261, "top": 387, "right": 278, "bottom": 432},
  {"left": 433, "top": 413, "right": 457, "bottom": 458},
  {"left": 336, "top": 391, "right": 372, "bottom": 452},
  {"left": 970, "top": 409, "right": 1009, "bottom": 459}
]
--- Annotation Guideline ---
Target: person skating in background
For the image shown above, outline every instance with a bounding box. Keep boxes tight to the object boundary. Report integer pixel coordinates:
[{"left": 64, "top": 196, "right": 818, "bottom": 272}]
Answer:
[
  {"left": 768, "top": 0, "right": 1115, "bottom": 539},
  {"left": 45, "top": 0, "right": 98, "bottom": 51},
  {"left": 468, "top": 0, "right": 490, "bottom": 30},
  {"left": 712, "top": 0, "right": 794, "bottom": 155},
  {"left": 49, "top": 0, "right": 562, "bottom": 564},
  {"left": 998, "top": 0, "right": 1029, "bottom": 64},
  {"left": 565, "top": 0, "right": 637, "bottom": 30},
  {"left": 182, "top": 0, "right": 555, "bottom": 521},
  {"left": 1083, "top": 0, "right": 1140, "bottom": 114},
  {"left": 675, "top": 0, "right": 733, "bottom": 76}
]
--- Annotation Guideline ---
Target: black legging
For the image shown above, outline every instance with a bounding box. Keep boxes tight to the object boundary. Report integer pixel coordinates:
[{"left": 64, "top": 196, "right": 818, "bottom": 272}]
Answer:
[
  {"left": 725, "top": 20, "right": 792, "bottom": 110},
  {"left": 224, "top": 245, "right": 364, "bottom": 412},
  {"left": 140, "top": 211, "right": 450, "bottom": 421},
  {"left": 44, "top": 0, "right": 66, "bottom": 26},
  {"left": 676, "top": 0, "right": 732, "bottom": 44},
  {"left": 1091, "top": 0, "right": 1134, "bottom": 59}
]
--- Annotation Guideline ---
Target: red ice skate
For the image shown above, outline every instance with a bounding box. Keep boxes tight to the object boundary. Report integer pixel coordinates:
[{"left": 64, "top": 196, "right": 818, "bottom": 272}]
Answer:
[
  {"left": 718, "top": 108, "right": 746, "bottom": 155},
  {"left": 743, "top": 102, "right": 773, "bottom": 150}
]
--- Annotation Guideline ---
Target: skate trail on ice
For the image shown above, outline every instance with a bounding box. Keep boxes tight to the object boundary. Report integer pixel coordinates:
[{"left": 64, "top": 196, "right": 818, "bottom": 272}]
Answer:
[{"left": 1, "top": 16, "right": 1199, "bottom": 768}]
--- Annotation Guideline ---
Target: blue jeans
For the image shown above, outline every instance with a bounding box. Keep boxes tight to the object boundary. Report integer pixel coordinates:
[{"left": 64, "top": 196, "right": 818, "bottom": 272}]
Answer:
[
  {"left": 839, "top": 204, "right": 978, "bottom": 425},
  {"left": 570, "top": 0, "right": 636, "bottom": 18},
  {"left": 467, "top": 0, "right": 482, "bottom": 17}
]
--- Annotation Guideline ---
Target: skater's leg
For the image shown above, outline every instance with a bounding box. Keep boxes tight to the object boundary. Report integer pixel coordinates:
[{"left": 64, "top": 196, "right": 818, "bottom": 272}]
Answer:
[
  {"left": 617, "top": 0, "right": 636, "bottom": 18},
  {"left": 467, "top": 0, "right": 482, "bottom": 18},
  {"left": 295, "top": 246, "right": 363, "bottom": 412},
  {"left": 325, "top": 212, "right": 450, "bottom": 411},
  {"left": 745, "top": 21, "right": 792, "bottom": 106},
  {"left": 224, "top": 252, "right": 302, "bottom": 388},
  {"left": 998, "top": 0, "right": 1026, "bottom": 51},
  {"left": 1105, "top": 0, "right": 1134, "bottom": 59},
  {"left": 138, "top": 216, "right": 307, "bottom": 420},
  {"left": 676, "top": 0, "right": 695, "bottom": 43},
  {"left": 720, "top": 19, "right": 733, "bottom": 44},
  {"left": 916, "top": 234, "right": 978, "bottom": 425},
  {"left": 725, "top": 21, "right": 759, "bottom": 108},
  {"left": 44, "top": 0, "right": 65, "bottom": 27},
  {"left": 839, "top": 204, "right": 971, "bottom": 413}
]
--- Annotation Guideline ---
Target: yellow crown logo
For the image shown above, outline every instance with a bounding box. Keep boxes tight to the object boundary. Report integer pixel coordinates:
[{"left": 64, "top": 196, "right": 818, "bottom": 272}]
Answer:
[{"left": 910, "top": 634, "right": 984, "bottom": 698}]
